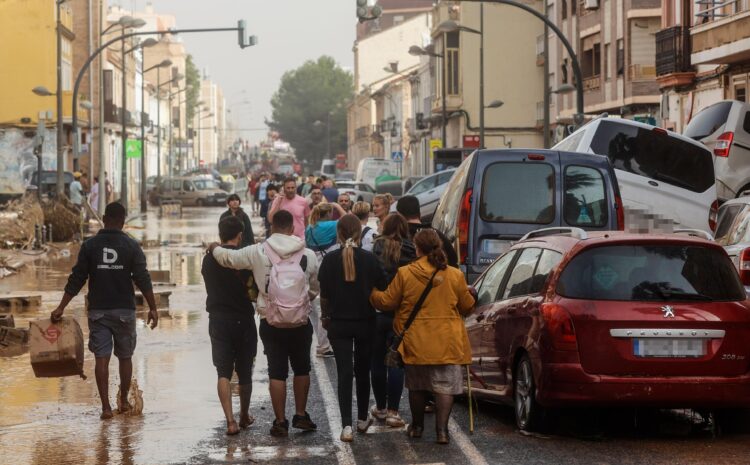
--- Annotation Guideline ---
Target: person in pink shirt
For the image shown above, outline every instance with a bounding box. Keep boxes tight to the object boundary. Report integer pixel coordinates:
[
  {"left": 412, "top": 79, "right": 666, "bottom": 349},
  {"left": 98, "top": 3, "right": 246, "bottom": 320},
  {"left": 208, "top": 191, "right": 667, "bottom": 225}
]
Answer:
[{"left": 268, "top": 177, "right": 311, "bottom": 240}]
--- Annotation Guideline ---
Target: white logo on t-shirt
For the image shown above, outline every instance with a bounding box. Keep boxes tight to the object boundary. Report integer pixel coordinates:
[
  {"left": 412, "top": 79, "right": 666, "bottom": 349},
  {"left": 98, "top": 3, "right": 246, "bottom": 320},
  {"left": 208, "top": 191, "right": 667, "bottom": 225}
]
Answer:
[{"left": 103, "top": 248, "right": 118, "bottom": 263}]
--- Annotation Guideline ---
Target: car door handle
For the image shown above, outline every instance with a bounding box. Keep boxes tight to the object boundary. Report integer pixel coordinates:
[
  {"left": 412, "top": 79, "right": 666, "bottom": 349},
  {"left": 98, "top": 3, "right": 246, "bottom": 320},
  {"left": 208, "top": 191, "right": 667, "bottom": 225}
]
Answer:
[{"left": 648, "top": 180, "right": 659, "bottom": 187}]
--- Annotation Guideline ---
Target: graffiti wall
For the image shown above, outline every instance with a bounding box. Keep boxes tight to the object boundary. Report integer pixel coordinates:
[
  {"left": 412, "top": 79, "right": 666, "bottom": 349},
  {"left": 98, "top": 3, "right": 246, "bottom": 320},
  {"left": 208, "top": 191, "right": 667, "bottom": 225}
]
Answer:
[{"left": 0, "top": 128, "right": 57, "bottom": 195}]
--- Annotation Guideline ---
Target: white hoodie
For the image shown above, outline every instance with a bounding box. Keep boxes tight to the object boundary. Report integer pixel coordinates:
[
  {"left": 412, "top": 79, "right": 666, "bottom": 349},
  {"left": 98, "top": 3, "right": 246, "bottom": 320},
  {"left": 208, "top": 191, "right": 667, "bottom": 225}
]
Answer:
[{"left": 212, "top": 233, "right": 320, "bottom": 318}]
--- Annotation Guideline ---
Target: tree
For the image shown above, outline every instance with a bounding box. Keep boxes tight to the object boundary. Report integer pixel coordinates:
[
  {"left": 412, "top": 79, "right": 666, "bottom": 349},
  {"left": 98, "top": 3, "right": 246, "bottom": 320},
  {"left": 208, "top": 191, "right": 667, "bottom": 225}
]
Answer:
[{"left": 267, "top": 56, "right": 353, "bottom": 169}]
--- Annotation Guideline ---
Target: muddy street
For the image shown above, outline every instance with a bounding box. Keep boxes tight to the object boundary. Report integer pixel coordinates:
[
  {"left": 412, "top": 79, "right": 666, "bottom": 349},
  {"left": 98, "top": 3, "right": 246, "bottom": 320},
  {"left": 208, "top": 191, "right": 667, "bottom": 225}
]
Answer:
[{"left": 2, "top": 208, "right": 750, "bottom": 465}]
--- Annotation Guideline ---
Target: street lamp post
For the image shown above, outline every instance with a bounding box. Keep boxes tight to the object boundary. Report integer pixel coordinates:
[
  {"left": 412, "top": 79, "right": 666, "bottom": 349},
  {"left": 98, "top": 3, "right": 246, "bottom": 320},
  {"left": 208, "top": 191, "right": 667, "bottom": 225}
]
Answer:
[
  {"left": 140, "top": 58, "right": 171, "bottom": 213},
  {"left": 55, "top": 0, "right": 67, "bottom": 197},
  {"left": 168, "top": 86, "right": 187, "bottom": 177}
]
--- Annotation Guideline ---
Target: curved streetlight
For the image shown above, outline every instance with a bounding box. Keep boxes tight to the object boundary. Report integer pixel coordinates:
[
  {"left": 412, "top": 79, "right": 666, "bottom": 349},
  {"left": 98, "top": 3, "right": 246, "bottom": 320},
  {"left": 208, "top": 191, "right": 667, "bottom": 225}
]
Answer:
[
  {"left": 32, "top": 86, "right": 55, "bottom": 97},
  {"left": 485, "top": 99, "right": 503, "bottom": 109}
]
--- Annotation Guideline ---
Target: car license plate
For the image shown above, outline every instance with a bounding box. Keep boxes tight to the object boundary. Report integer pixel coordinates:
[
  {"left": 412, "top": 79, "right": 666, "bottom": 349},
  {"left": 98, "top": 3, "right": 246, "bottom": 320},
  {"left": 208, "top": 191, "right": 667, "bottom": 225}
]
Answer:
[
  {"left": 633, "top": 338, "right": 705, "bottom": 358},
  {"left": 481, "top": 239, "right": 511, "bottom": 255}
]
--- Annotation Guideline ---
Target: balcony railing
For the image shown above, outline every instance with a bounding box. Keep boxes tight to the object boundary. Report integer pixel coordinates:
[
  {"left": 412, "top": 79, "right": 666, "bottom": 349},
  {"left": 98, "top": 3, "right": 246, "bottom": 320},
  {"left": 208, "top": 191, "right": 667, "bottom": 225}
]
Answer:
[
  {"left": 656, "top": 26, "right": 692, "bottom": 76},
  {"left": 583, "top": 75, "right": 601, "bottom": 90},
  {"left": 695, "top": 0, "right": 748, "bottom": 22}
]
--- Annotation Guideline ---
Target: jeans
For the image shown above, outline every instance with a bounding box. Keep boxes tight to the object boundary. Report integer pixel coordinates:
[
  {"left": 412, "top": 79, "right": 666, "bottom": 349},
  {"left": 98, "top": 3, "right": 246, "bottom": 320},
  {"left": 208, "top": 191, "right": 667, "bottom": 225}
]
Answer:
[
  {"left": 370, "top": 312, "right": 404, "bottom": 411},
  {"left": 329, "top": 319, "right": 374, "bottom": 427}
]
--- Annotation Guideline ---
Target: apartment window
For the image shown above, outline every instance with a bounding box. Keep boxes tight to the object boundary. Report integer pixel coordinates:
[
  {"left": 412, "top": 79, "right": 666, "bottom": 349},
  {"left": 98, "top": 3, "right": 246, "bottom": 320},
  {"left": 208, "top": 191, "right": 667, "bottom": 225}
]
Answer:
[
  {"left": 604, "top": 43, "right": 611, "bottom": 80},
  {"left": 62, "top": 61, "right": 72, "bottom": 91},
  {"left": 581, "top": 36, "right": 602, "bottom": 78},
  {"left": 572, "top": 0, "right": 577, "bottom": 14},
  {"left": 561, "top": 58, "right": 569, "bottom": 83},
  {"left": 445, "top": 31, "right": 460, "bottom": 96},
  {"left": 562, "top": 0, "right": 568, "bottom": 19},
  {"left": 616, "top": 39, "right": 625, "bottom": 76}
]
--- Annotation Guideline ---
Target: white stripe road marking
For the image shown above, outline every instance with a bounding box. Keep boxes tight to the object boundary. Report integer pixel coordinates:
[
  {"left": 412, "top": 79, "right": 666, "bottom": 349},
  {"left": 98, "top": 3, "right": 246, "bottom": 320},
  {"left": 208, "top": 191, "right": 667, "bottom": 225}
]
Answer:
[
  {"left": 448, "top": 417, "right": 490, "bottom": 465},
  {"left": 312, "top": 348, "right": 357, "bottom": 465}
]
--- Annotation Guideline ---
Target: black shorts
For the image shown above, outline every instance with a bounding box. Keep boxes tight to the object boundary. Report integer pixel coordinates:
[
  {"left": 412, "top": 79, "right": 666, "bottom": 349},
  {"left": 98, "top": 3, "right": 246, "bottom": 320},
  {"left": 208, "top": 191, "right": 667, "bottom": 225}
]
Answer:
[
  {"left": 259, "top": 319, "right": 313, "bottom": 381},
  {"left": 208, "top": 316, "right": 257, "bottom": 384}
]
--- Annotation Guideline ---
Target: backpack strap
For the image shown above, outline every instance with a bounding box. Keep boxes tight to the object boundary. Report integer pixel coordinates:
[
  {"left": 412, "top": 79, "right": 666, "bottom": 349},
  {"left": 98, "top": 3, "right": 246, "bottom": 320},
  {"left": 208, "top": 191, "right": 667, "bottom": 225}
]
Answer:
[
  {"left": 300, "top": 254, "right": 308, "bottom": 272},
  {"left": 363, "top": 226, "right": 372, "bottom": 237}
]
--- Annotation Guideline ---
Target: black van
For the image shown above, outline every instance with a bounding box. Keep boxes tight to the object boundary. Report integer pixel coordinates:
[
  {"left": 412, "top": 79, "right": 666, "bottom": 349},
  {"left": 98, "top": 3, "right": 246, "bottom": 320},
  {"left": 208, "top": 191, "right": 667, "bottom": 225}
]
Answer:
[{"left": 431, "top": 149, "right": 623, "bottom": 283}]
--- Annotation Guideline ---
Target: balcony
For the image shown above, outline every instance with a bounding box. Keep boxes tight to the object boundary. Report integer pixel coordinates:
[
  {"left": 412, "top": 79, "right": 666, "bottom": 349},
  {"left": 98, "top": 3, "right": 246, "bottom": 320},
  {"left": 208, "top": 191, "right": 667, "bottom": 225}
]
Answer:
[
  {"left": 103, "top": 101, "right": 119, "bottom": 124},
  {"left": 691, "top": 1, "right": 750, "bottom": 65},
  {"left": 655, "top": 26, "right": 695, "bottom": 88},
  {"left": 583, "top": 76, "right": 601, "bottom": 90}
]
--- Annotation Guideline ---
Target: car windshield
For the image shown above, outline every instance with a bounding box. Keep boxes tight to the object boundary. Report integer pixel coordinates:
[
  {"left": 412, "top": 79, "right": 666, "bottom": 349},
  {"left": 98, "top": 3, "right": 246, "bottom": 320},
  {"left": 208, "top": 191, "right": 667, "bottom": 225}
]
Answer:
[
  {"left": 683, "top": 101, "right": 733, "bottom": 140},
  {"left": 194, "top": 179, "right": 219, "bottom": 190},
  {"left": 590, "top": 120, "right": 714, "bottom": 193},
  {"left": 557, "top": 244, "right": 745, "bottom": 302}
]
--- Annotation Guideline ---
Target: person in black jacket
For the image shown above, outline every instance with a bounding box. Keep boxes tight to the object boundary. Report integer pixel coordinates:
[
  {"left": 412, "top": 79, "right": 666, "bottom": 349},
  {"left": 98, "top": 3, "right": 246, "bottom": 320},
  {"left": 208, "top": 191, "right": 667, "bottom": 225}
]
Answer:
[
  {"left": 370, "top": 213, "right": 417, "bottom": 428},
  {"left": 51, "top": 202, "right": 158, "bottom": 420},
  {"left": 202, "top": 216, "right": 257, "bottom": 435},
  {"left": 396, "top": 195, "right": 458, "bottom": 268},
  {"left": 319, "top": 214, "right": 387, "bottom": 443},
  {"left": 220, "top": 194, "right": 255, "bottom": 248}
]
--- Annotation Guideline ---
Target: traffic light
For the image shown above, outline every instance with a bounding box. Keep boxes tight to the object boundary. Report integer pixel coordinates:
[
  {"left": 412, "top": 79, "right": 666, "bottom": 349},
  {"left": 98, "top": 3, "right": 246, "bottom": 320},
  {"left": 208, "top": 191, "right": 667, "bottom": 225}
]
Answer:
[
  {"left": 356, "top": 1, "right": 382, "bottom": 23},
  {"left": 237, "top": 20, "right": 257, "bottom": 49}
]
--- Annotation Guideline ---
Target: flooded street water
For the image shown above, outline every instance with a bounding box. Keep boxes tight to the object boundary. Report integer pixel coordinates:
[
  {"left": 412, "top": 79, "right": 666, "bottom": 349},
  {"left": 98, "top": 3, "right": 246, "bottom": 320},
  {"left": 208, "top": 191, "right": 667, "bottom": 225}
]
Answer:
[{"left": 0, "top": 207, "right": 259, "bottom": 465}]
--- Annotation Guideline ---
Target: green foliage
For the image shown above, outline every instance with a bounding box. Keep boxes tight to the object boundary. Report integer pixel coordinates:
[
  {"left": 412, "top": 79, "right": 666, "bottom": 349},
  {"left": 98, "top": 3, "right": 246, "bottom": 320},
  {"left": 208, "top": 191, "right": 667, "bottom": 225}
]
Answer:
[
  {"left": 267, "top": 56, "right": 353, "bottom": 167},
  {"left": 185, "top": 55, "right": 201, "bottom": 123}
]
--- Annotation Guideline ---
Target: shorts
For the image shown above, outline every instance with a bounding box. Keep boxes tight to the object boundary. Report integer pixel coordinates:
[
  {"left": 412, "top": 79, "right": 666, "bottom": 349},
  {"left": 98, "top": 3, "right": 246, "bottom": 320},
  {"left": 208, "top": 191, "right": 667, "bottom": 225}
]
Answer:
[
  {"left": 88, "top": 309, "right": 137, "bottom": 359},
  {"left": 209, "top": 316, "right": 257, "bottom": 384},
  {"left": 259, "top": 319, "right": 313, "bottom": 381}
]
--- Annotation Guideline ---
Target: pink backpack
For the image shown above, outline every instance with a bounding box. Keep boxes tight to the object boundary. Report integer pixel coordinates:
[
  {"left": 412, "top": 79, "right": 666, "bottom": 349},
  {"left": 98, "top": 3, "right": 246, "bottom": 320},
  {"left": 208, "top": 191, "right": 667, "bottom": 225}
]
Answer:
[{"left": 263, "top": 242, "right": 310, "bottom": 328}]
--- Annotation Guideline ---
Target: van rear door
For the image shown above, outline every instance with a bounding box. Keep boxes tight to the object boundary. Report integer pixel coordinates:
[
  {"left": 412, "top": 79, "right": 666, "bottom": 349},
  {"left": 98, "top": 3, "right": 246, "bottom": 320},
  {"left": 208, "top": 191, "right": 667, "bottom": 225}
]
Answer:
[
  {"left": 470, "top": 151, "right": 561, "bottom": 279},
  {"left": 559, "top": 151, "right": 620, "bottom": 231},
  {"left": 589, "top": 120, "right": 715, "bottom": 231}
]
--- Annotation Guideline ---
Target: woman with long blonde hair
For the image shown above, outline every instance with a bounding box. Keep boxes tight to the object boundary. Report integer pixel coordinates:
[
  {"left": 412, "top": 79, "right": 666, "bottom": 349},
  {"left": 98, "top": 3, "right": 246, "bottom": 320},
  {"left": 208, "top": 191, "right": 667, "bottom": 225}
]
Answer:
[
  {"left": 318, "top": 214, "right": 387, "bottom": 442},
  {"left": 372, "top": 193, "right": 394, "bottom": 233}
]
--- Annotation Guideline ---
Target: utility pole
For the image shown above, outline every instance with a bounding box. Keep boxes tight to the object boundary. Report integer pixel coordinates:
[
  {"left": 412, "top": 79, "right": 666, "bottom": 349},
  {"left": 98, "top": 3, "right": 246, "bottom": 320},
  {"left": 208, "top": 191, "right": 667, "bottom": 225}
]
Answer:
[
  {"left": 120, "top": 34, "right": 129, "bottom": 211},
  {"left": 479, "top": 3, "right": 485, "bottom": 148},
  {"left": 56, "top": 0, "right": 65, "bottom": 197},
  {"left": 543, "top": 0, "right": 551, "bottom": 148}
]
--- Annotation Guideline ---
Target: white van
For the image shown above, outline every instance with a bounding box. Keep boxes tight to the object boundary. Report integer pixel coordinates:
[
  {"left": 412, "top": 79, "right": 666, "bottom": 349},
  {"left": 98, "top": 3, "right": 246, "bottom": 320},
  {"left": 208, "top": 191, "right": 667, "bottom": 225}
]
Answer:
[
  {"left": 554, "top": 118, "right": 718, "bottom": 232},
  {"left": 321, "top": 159, "right": 336, "bottom": 177},
  {"left": 355, "top": 157, "right": 401, "bottom": 187}
]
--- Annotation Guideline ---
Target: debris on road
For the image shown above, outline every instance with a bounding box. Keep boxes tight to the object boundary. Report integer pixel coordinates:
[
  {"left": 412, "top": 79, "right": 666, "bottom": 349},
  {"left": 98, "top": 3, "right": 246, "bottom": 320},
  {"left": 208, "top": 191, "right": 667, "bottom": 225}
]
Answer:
[
  {"left": 0, "top": 294, "right": 41, "bottom": 312},
  {"left": 0, "top": 313, "right": 15, "bottom": 327},
  {"left": 0, "top": 194, "right": 44, "bottom": 248},
  {"left": 41, "top": 196, "right": 82, "bottom": 242}
]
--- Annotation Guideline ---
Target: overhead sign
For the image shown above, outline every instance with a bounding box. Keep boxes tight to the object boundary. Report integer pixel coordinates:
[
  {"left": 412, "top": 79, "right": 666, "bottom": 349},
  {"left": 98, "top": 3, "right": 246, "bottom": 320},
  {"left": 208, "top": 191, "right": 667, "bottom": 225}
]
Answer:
[
  {"left": 391, "top": 151, "right": 403, "bottom": 162},
  {"left": 125, "top": 140, "right": 142, "bottom": 159}
]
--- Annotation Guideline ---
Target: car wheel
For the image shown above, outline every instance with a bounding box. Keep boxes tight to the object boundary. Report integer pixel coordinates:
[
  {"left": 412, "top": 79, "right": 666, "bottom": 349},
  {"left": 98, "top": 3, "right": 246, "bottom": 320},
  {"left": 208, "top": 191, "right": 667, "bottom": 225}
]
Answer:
[{"left": 514, "top": 354, "right": 546, "bottom": 432}]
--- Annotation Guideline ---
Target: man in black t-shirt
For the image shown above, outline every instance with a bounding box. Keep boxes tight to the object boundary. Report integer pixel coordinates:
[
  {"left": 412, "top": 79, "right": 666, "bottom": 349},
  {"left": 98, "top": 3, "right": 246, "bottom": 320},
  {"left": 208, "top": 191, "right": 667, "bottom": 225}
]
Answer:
[{"left": 202, "top": 216, "right": 258, "bottom": 435}]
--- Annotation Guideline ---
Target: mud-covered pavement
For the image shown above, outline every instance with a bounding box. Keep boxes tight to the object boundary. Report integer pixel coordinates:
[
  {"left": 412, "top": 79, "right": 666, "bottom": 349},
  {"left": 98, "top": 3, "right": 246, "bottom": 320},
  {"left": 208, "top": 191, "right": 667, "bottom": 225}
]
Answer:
[{"left": 2, "top": 207, "right": 750, "bottom": 465}]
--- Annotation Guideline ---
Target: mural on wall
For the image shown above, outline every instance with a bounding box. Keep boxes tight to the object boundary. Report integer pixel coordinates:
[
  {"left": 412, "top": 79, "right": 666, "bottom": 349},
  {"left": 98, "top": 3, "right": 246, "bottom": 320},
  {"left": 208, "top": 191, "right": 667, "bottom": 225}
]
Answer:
[{"left": 0, "top": 128, "right": 56, "bottom": 195}]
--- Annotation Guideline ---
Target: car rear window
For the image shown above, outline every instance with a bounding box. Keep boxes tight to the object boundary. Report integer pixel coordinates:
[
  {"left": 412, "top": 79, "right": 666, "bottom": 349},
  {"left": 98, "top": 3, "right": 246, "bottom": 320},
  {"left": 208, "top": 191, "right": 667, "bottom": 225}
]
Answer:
[
  {"left": 480, "top": 163, "right": 555, "bottom": 224},
  {"left": 557, "top": 244, "right": 745, "bottom": 302},
  {"left": 715, "top": 204, "right": 745, "bottom": 244},
  {"left": 684, "top": 101, "right": 733, "bottom": 140},
  {"left": 564, "top": 165, "right": 608, "bottom": 227},
  {"left": 591, "top": 120, "right": 714, "bottom": 193}
]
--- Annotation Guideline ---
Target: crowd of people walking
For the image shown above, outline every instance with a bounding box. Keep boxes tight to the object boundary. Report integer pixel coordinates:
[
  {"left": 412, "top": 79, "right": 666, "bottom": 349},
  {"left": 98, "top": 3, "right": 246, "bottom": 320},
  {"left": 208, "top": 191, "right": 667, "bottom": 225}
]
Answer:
[{"left": 206, "top": 173, "right": 476, "bottom": 444}]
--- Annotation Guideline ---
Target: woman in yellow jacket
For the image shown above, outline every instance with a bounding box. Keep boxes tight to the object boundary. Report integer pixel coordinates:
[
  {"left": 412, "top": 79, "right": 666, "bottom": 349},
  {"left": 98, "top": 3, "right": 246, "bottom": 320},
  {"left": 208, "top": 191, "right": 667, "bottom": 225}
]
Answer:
[{"left": 370, "top": 229, "right": 475, "bottom": 444}]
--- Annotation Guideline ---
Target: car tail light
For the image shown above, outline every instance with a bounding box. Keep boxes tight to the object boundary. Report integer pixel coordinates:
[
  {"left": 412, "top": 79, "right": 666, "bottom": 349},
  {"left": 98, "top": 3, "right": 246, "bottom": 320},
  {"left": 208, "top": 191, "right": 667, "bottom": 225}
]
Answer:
[
  {"left": 457, "top": 188, "right": 473, "bottom": 265},
  {"left": 714, "top": 132, "right": 734, "bottom": 158},
  {"left": 615, "top": 194, "right": 625, "bottom": 230},
  {"left": 709, "top": 199, "right": 719, "bottom": 232},
  {"left": 740, "top": 248, "right": 750, "bottom": 286},
  {"left": 541, "top": 303, "right": 578, "bottom": 351},
  {"left": 528, "top": 153, "right": 546, "bottom": 161}
]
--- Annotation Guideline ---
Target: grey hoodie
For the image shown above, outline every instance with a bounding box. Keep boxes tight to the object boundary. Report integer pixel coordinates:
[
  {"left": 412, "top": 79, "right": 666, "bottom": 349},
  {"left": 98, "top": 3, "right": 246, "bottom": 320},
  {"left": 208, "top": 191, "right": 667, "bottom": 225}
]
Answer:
[{"left": 212, "top": 233, "right": 320, "bottom": 318}]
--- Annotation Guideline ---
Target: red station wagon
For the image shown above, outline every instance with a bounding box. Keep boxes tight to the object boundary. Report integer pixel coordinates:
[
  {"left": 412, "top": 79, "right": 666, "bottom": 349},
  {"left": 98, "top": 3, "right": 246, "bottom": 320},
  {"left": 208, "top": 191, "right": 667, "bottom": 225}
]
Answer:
[{"left": 465, "top": 227, "right": 750, "bottom": 431}]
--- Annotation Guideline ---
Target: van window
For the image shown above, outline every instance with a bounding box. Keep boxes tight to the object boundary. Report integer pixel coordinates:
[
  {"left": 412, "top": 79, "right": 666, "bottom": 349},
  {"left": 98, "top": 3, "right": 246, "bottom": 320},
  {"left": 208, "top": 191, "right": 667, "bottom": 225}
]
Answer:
[
  {"left": 171, "top": 180, "right": 181, "bottom": 191},
  {"left": 432, "top": 154, "right": 472, "bottom": 235},
  {"left": 409, "top": 175, "right": 437, "bottom": 195},
  {"left": 590, "top": 120, "right": 714, "bottom": 193},
  {"left": 564, "top": 166, "right": 607, "bottom": 227},
  {"left": 744, "top": 112, "right": 750, "bottom": 134},
  {"left": 480, "top": 163, "right": 555, "bottom": 224},
  {"left": 684, "top": 101, "right": 733, "bottom": 140},
  {"left": 503, "top": 248, "right": 543, "bottom": 299},
  {"left": 557, "top": 245, "right": 745, "bottom": 301},
  {"left": 553, "top": 130, "right": 584, "bottom": 152}
]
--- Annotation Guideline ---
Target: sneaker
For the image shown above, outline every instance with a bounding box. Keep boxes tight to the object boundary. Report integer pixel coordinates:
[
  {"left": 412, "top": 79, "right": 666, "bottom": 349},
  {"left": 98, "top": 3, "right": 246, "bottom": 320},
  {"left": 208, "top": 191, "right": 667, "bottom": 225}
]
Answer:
[
  {"left": 316, "top": 350, "right": 334, "bottom": 358},
  {"left": 370, "top": 407, "right": 387, "bottom": 421},
  {"left": 385, "top": 411, "right": 405, "bottom": 428},
  {"left": 292, "top": 412, "right": 318, "bottom": 431},
  {"left": 270, "top": 419, "right": 289, "bottom": 437},
  {"left": 356, "top": 416, "right": 373, "bottom": 434},
  {"left": 340, "top": 426, "right": 354, "bottom": 442}
]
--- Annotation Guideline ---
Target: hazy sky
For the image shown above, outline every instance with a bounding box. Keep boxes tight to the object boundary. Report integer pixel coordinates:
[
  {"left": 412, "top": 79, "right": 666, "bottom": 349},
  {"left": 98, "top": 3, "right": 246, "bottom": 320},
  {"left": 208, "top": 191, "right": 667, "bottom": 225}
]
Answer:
[{"left": 120, "top": 0, "right": 357, "bottom": 143}]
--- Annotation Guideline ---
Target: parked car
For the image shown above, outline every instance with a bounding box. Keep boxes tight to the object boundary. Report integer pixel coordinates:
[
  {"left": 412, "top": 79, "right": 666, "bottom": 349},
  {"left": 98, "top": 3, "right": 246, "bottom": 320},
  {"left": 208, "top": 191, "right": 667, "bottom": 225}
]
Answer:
[
  {"left": 714, "top": 196, "right": 750, "bottom": 294},
  {"left": 375, "top": 177, "right": 422, "bottom": 201},
  {"left": 335, "top": 171, "right": 356, "bottom": 182},
  {"left": 684, "top": 100, "right": 750, "bottom": 200},
  {"left": 335, "top": 181, "right": 375, "bottom": 204},
  {"left": 432, "top": 149, "right": 623, "bottom": 283},
  {"left": 555, "top": 117, "right": 718, "bottom": 233},
  {"left": 156, "top": 176, "right": 228, "bottom": 206},
  {"left": 466, "top": 228, "right": 750, "bottom": 431},
  {"left": 392, "top": 169, "right": 455, "bottom": 222},
  {"left": 30, "top": 171, "right": 74, "bottom": 198}
]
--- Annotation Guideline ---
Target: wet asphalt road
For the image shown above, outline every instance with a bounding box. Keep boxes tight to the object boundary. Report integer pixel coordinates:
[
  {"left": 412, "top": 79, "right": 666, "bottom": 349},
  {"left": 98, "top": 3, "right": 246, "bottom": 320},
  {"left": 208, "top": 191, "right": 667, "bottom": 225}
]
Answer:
[{"left": 2, "top": 207, "right": 750, "bottom": 465}]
